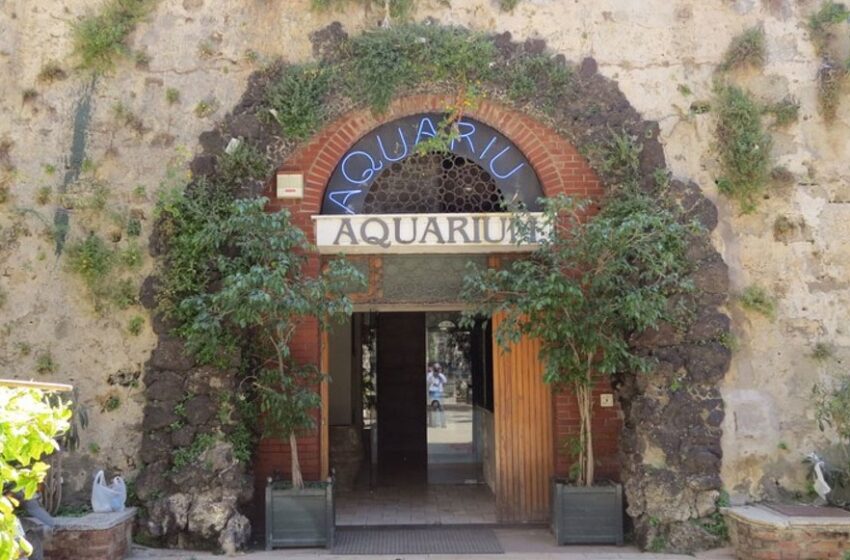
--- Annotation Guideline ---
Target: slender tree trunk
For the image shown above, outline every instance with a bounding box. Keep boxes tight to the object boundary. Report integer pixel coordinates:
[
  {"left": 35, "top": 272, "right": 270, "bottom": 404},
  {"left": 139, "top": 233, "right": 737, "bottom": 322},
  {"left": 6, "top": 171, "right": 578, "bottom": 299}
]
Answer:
[
  {"left": 575, "top": 383, "right": 587, "bottom": 486},
  {"left": 290, "top": 432, "right": 304, "bottom": 489},
  {"left": 584, "top": 385, "right": 594, "bottom": 486}
]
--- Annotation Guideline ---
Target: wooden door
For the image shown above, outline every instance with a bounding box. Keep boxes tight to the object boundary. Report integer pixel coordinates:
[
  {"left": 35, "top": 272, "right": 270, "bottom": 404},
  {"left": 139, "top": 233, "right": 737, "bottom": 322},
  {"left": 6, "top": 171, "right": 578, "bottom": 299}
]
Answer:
[
  {"left": 492, "top": 312, "right": 555, "bottom": 523},
  {"left": 376, "top": 312, "right": 427, "bottom": 481}
]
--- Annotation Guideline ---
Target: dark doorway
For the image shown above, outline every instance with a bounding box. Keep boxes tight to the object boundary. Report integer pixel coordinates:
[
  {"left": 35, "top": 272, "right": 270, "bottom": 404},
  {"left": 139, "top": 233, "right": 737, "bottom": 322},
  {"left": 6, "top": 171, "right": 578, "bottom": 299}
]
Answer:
[{"left": 376, "top": 312, "right": 427, "bottom": 482}]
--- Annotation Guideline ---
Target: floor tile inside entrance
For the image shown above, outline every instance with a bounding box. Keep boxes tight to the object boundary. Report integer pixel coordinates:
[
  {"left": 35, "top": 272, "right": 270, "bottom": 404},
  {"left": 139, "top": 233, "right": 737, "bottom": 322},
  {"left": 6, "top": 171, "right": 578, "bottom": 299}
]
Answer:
[{"left": 336, "top": 484, "right": 496, "bottom": 526}]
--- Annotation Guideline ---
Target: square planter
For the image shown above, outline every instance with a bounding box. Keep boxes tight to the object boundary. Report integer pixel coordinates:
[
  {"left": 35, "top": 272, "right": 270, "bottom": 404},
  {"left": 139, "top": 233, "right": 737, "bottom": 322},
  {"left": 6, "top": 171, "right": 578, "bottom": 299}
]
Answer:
[
  {"left": 265, "top": 479, "right": 334, "bottom": 549},
  {"left": 551, "top": 479, "right": 624, "bottom": 545}
]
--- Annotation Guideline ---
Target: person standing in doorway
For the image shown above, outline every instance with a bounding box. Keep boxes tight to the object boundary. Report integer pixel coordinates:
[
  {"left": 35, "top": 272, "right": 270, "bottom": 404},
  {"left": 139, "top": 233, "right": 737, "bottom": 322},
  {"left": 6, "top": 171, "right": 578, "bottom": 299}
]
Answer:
[
  {"left": 427, "top": 364, "right": 448, "bottom": 428},
  {"left": 427, "top": 364, "right": 447, "bottom": 403}
]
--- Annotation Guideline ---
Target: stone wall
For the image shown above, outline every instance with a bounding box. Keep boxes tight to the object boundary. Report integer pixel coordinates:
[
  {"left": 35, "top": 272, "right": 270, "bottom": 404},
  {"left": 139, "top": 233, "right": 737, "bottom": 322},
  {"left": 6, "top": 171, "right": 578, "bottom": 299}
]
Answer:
[{"left": 1, "top": 0, "right": 848, "bottom": 552}]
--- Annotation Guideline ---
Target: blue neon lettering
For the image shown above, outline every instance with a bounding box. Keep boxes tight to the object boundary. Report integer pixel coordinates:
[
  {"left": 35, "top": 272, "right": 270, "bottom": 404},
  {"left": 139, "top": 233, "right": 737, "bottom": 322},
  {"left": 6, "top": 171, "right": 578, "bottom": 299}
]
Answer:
[
  {"left": 377, "top": 128, "right": 409, "bottom": 162},
  {"left": 488, "top": 146, "right": 525, "bottom": 179},
  {"left": 341, "top": 151, "right": 382, "bottom": 185},
  {"left": 328, "top": 190, "right": 361, "bottom": 215},
  {"left": 450, "top": 120, "right": 477, "bottom": 154},
  {"left": 414, "top": 117, "right": 438, "bottom": 145},
  {"left": 479, "top": 136, "right": 497, "bottom": 159}
]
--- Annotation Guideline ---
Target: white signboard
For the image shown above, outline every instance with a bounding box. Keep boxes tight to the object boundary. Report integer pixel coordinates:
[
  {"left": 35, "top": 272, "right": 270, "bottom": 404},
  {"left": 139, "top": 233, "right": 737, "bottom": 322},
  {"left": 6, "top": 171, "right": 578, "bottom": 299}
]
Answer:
[{"left": 313, "top": 213, "right": 546, "bottom": 254}]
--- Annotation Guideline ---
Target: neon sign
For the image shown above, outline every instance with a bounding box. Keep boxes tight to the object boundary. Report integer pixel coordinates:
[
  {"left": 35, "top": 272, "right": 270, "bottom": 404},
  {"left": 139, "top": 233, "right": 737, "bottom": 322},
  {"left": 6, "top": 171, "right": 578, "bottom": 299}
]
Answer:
[{"left": 321, "top": 113, "right": 543, "bottom": 215}]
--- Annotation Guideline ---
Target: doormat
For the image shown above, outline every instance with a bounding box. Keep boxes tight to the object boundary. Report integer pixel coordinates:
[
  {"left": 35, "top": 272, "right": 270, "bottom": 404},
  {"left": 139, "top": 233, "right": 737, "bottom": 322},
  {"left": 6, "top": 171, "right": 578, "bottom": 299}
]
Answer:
[{"left": 332, "top": 527, "right": 504, "bottom": 555}]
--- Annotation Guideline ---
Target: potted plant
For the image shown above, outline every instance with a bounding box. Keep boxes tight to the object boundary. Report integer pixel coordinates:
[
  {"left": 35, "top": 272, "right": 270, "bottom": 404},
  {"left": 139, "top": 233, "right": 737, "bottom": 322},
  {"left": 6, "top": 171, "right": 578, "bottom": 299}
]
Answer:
[
  {"left": 462, "top": 188, "right": 693, "bottom": 545},
  {"left": 178, "top": 198, "right": 363, "bottom": 549}
]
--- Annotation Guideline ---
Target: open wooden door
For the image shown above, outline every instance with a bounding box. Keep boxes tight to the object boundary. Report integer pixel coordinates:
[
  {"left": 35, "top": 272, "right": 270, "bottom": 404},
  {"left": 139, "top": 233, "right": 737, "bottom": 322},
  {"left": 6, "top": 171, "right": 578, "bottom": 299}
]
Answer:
[{"left": 492, "top": 311, "right": 555, "bottom": 523}]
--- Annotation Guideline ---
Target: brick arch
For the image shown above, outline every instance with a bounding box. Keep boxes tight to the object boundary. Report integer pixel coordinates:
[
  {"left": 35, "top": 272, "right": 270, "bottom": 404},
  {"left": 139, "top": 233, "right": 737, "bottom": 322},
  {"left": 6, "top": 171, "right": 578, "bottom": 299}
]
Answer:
[
  {"left": 258, "top": 97, "right": 617, "bottom": 504},
  {"left": 265, "top": 94, "right": 603, "bottom": 224}
]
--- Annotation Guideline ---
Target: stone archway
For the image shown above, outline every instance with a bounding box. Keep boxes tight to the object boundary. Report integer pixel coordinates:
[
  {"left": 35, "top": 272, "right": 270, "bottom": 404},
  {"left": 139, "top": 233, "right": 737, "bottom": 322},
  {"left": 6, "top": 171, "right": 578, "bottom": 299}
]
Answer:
[{"left": 138, "top": 23, "right": 731, "bottom": 554}]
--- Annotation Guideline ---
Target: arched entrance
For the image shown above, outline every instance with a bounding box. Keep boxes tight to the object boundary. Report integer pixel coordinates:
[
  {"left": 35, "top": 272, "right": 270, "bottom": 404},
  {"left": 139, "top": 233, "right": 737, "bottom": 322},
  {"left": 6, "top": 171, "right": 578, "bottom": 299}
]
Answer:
[{"left": 306, "top": 112, "right": 616, "bottom": 524}]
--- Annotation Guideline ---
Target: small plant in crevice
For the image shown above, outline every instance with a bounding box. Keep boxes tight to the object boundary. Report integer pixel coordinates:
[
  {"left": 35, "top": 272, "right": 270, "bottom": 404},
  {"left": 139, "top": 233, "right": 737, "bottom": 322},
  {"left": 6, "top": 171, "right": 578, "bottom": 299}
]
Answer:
[
  {"left": 22, "top": 89, "right": 38, "bottom": 103},
  {"left": 764, "top": 97, "right": 800, "bottom": 127},
  {"left": 810, "top": 341, "right": 834, "bottom": 362},
  {"left": 36, "top": 351, "right": 58, "bottom": 375},
  {"left": 127, "top": 315, "right": 145, "bottom": 336},
  {"left": 263, "top": 64, "right": 332, "bottom": 140},
  {"left": 194, "top": 98, "right": 218, "bottom": 118},
  {"left": 720, "top": 27, "right": 766, "bottom": 71},
  {"left": 0, "top": 287, "right": 6, "bottom": 309},
  {"left": 808, "top": 1, "right": 850, "bottom": 57},
  {"left": 808, "top": 1, "right": 850, "bottom": 121},
  {"left": 773, "top": 214, "right": 799, "bottom": 241},
  {"left": 596, "top": 130, "right": 642, "bottom": 187},
  {"left": 126, "top": 216, "right": 142, "bottom": 237},
  {"left": 677, "top": 84, "right": 693, "bottom": 96},
  {"left": 714, "top": 84, "right": 773, "bottom": 213},
  {"left": 310, "top": 0, "right": 417, "bottom": 21},
  {"left": 498, "top": 0, "right": 521, "bottom": 10},
  {"left": 101, "top": 394, "right": 121, "bottom": 413},
  {"left": 112, "top": 101, "right": 146, "bottom": 135},
  {"left": 35, "top": 186, "right": 52, "bottom": 205},
  {"left": 88, "top": 442, "right": 101, "bottom": 454},
  {"left": 738, "top": 284, "right": 777, "bottom": 319},
  {"left": 37, "top": 60, "right": 68, "bottom": 83},
  {"left": 165, "top": 87, "right": 180, "bottom": 105},
  {"left": 717, "top": 330, "right": 739, "bottom": 352},
  {"left": 72, "top": 0, "right": 157, "bottom": 73},
  {"left": 817, "top": 60, "right": 847, "bottom": 122},
  {"left": 171, "top": 433, "right": 216, "bottom": 471}
]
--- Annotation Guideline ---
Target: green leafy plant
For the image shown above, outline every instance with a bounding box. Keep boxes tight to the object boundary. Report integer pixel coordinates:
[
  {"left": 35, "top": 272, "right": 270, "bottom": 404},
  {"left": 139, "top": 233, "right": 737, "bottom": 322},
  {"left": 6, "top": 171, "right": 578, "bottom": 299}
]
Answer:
[
  {"left": 764, "top": 97, "right": 800, "bottom": 127},
  {"left": 165, "top": 87, "right": 180, "bottom": 105},
  {"left": 504, "top": 53, "right": 572, "bottom": 110},
  {"left": 217, "top": 142, "right": 271, "bottom": 187},
  {"left": 101, "top": 394, "right": 121, "bottom": 412},
  {"left": 311, "top": 0, "right": 416, "bottom": 20},
  {"left": 808, "top": 1, "right": 850, "bottom": 57},
  {"left": 739, "top": 285, "right": 776, "bottom": 319},
  {"left": 0, "top": 387, "right": 70, "bottom": 560},
  {"left": 194, "top": 98, "right": 218, "bottom": 118},
  {"left": 72, "top": 0, "right": 157, "bottom": 73},
  {"left": 127, "top": 315, "right": 144, "bottom": 336},
  {"left": 462, "top": 189, "right": 694, "bottom": 486},
  {"left": 171, "top": 433, "right": 216, "bottom": 471},
  {"left": 812, "top": 374, "right": 850, "bottom": 500},
  {"left": 342, "top": 23, "right": 495, "bottom": 112},
  {"left": 176, "top": 198, "right": 364, "bottom": 487},
  {"left": 65, "top": 233, "right": 139, "bottom": 312},
  {"left": 263, "top": 64, "right": 332, "bottom": 140},
  {"left": 719, "top": 27, "right": 766, "bottom": 71},
  {"left": 499, "top": 0, "right": 521, "bottom": 10},
  {"left": 35, "top": 351, "right": 58, "bottom": 375},
  {"left": 714, "top": 84, "right": 772, "bottom": 213}
]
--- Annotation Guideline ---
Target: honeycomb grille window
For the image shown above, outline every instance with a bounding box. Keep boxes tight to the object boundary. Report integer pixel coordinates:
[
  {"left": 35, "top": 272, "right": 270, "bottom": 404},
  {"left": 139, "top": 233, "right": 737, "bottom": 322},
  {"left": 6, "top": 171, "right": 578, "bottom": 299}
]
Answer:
[{"left": 362, "top": 152, "right": 506, "bottom": 214}]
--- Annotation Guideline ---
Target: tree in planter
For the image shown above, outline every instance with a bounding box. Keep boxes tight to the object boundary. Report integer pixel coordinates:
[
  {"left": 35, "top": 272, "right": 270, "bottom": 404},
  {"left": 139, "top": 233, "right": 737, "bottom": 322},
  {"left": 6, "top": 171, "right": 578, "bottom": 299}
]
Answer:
[
  {"left": 812, "top": 374, "right": 850, "bottom": 506},
  {"left": 462, "top": 190, "right": 695, "bottom": 486},
  {"left": 0, "top": 386, "right": 70, "bottom": 560},
  {"left": 177, "top": 198, "right": 364, "bottom": 489}
]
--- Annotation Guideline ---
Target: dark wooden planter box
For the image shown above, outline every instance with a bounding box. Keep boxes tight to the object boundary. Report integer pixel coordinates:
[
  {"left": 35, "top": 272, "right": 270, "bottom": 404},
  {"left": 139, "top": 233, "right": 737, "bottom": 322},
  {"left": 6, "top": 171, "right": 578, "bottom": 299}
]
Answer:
[
  {"left": 551, "top": 479, "right": 624, "bottom": 545},
  {"left": 265, "top": 479, "right": 334, "bottom": 549}
]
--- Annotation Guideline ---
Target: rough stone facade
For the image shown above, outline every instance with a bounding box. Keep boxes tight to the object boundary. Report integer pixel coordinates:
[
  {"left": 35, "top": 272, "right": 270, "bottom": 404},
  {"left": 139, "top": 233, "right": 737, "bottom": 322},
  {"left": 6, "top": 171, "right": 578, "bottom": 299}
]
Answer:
[{"left": 1, "top": 0, "right": 848, "bottom": 553}]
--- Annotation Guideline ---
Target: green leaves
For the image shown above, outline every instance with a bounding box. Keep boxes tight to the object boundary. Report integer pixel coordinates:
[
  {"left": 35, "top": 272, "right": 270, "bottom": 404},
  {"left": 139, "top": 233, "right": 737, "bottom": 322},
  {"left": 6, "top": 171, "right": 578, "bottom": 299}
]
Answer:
[
  {"left": 264, "top": 64, "right": 332, "bottom": 140},
  {"left": 462, "top": 191, "right": 694, "bottom": 485},
  {"left": 0, "top": 387, "right": 70, "bottom": 560}
]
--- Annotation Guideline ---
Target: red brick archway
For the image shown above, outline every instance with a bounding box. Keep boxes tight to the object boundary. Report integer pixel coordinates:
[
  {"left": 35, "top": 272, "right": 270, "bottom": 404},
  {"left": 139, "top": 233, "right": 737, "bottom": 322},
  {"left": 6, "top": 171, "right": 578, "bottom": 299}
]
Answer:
[{"left": 256, "top": 95, "right": 620, "bottom": 506}]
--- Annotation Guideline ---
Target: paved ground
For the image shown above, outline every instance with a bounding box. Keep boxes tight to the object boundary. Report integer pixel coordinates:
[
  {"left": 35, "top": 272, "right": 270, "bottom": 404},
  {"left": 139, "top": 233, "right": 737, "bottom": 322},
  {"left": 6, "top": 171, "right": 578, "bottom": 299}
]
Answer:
[
  {"left": 129, "top": 528, "right": 737, "bottom": 559},
  {"left": 337, "top": 484, "right": 497, "bottom": 525}
]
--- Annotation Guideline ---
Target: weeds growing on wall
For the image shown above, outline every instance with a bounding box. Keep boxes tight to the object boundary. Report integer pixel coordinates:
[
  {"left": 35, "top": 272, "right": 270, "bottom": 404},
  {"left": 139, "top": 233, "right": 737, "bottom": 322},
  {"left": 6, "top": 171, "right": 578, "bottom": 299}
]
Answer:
[
  {"left": 764, "top": 97, "right": 800, "bottom": 127},
  {"left": 808, "top": 1, "right": 850, "bottom": 57},
  {"left": 738, "top": 284, "right": 776, "bottom": 319},
  {"left": 342, "top": 24, "right": 495, "bottom": 112},
  {"left": 714, "top": 84, "right": 772, "bottom": 213},
  {"left": 504, "top": 53, "right": 572, "bottom": 110},
  {"left": 720, "top": 27, "right": 766, "bottom": 71},
  {"left": 65, "top": 233, "right": 141, "bottom": 312},
  {"left": 311, "top": 0, "right": 417, "bottom": 20},
  {"left": 808, "top": 1, "right": 850, "bottom": 121},
  {"left": 263, "top": 65, "right": 332, "bottom": 140},
  {"left": 72, "top": 0, "right": 157, "bottom": 73}
]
